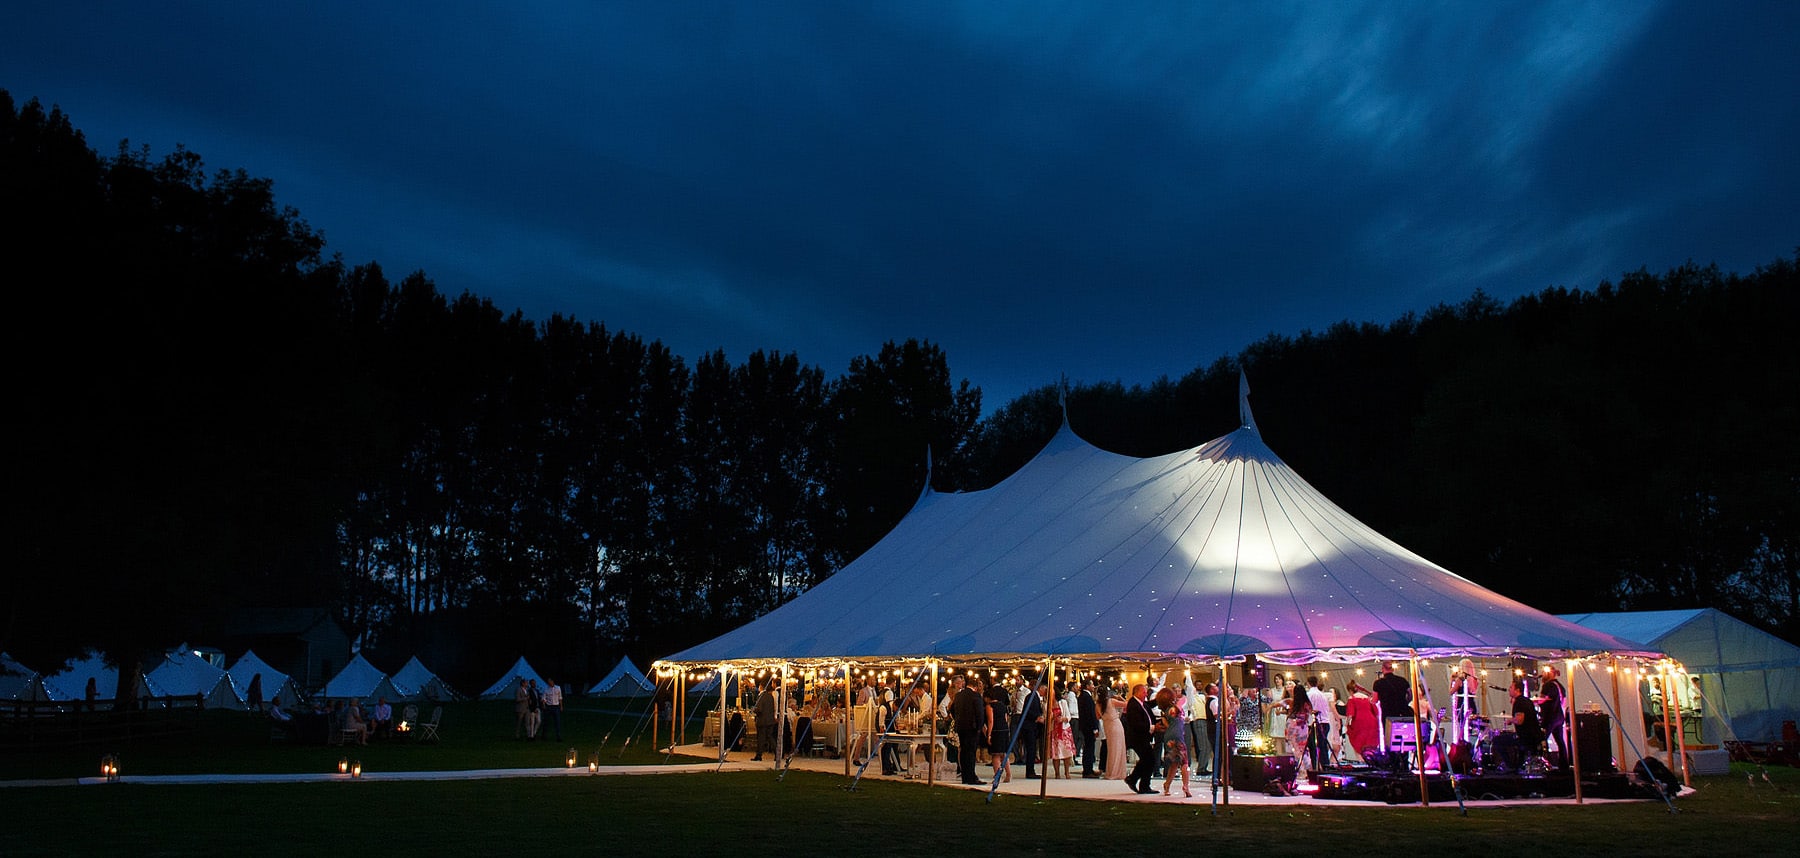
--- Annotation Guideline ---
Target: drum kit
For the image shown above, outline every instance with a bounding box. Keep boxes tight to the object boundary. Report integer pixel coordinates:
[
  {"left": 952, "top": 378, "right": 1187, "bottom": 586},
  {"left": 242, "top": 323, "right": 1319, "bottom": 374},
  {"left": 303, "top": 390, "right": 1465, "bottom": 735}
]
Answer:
[{"left": 1451, "top": 715, "right": 1551, "bottom": 774}]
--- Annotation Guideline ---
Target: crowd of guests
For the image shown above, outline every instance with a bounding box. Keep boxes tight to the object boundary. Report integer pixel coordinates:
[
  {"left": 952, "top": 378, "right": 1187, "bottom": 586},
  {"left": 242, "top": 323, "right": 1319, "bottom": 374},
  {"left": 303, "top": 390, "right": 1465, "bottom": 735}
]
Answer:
[
  {"left": 734, "top": 659, "right": 1575, "bottom": 793},
  {"left": 267, "top": 695, "right": 400, "bottom": 745},
  {"left": 513, "top": 678, "right": 566, "bottom": 741}
]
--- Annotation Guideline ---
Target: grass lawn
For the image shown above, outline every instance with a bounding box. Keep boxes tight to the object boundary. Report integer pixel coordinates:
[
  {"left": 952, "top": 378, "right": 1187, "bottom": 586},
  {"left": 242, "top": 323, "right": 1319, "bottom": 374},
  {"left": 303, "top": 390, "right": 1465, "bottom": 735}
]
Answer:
[{"left": 4, "top": 702, "right": 1798, "bottom": 856}]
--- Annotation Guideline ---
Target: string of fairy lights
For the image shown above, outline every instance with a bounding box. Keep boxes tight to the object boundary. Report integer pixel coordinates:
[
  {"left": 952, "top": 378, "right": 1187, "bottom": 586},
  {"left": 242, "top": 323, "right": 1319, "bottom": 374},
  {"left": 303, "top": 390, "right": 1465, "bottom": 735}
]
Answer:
[{"left": 81, "top": 654, "right": 1701, "bottom": 784}]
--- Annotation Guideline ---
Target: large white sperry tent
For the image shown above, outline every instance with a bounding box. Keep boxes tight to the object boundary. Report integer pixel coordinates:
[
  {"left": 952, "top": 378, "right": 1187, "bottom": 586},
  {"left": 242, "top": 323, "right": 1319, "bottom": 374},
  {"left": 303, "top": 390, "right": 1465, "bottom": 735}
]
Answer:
[
  {"left": 589, "top": 656, "right": 655, "bottom": 696},
  {"left": 227, "top": 649, "right": 301, "bottom": 710},
  {"left": 480, "top": 656, "right": 549, "bottom": 700},
  {"left": 1559, "top": 608, "right": 1800, "bottom": 743},
  {"left": 392, "top": 655, "right": 461, "bottom": 702},
  {"left": 144, "top": 647, "right": 246, "bottom": 710},
  {"left": 321, "top": 653, "right": 404, "bottom": 704},
  {"left": 664, "top": 380, "right": 1656, "bottom": 668}
]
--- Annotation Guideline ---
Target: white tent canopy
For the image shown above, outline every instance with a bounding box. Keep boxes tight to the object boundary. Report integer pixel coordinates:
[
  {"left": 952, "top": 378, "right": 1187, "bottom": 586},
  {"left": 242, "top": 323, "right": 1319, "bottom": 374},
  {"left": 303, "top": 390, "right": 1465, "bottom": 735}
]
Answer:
[
  {"left": 666, "top": 380, "right": 1656, "bottom": 668},
  {"left": 321, "top": 653, "right": 403, "bottom": 705},
  {"left": 1560, "top": 608, "right": 1800, "bottom": 743},
  {"left": 1, "top": 652, "right": 54, "bottom": 704},
  {"left": 227, "top": 649, "right": 301, "bottom": 710},
  {"left": 144, "top": 647, "right": 246, "bottom": 710},
  {"left": 589, "top": 656, "right": 655, "bottom": 696},
  {"left": 392, "top": 656, "right": 461, "bottom": 702},
  {"left": 480, "top": 656, "right": 548, "bottom": 700}
]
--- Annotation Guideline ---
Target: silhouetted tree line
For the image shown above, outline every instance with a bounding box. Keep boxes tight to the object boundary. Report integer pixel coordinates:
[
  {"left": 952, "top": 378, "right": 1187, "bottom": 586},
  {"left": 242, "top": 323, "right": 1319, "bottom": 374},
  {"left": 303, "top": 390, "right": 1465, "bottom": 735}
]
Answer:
[
  {"left": 963, "top": 263, "right": 1799, "bottom": 644},
  {"left": 3, "top": 93, "right": 979, "bottom": 693},
  {"left": 4, "top": 92, "right": 1794, "bottom": 699}
]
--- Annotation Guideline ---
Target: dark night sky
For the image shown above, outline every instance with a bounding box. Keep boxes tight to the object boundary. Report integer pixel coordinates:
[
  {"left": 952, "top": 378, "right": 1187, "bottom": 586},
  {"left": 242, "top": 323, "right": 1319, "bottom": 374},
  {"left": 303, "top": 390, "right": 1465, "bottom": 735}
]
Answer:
[{"left": 6, "top": 1, "right": 1796, "bottom": 410}]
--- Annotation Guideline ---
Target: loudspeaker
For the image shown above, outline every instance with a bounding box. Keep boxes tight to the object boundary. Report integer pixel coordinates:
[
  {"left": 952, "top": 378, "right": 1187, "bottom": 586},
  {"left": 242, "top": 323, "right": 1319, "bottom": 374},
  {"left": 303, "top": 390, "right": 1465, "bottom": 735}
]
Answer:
[
  {"left": 1575, "top": 712, "right": 1613, "bottom": 772},
  {"left": 1230, "top": 754, "right": 1297, "bottom": 790}
]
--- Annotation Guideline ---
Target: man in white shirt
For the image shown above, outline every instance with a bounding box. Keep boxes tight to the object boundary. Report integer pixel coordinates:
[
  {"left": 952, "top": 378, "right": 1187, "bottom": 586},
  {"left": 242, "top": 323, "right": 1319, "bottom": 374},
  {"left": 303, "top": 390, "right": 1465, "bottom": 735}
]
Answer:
[
  {"left": 1184, "top": 680, "right": 1212, "bottom": 777},
  {"left": 542, "top": 678, "right": 565, "bottom": 742},
  {"left": 371, "top": 697, "right": 394, "bottom": 740},
  {"left": 1306, "top": 676, "right": 1333, "bottom": 771}
]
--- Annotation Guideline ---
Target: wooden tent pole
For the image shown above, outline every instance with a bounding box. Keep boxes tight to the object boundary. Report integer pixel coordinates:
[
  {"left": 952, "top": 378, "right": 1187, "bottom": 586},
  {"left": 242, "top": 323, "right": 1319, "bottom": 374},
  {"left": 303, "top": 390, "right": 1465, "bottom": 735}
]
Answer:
[
  {"left": 1410, "top": 653, "right": 1427, "bottom": 806},
  {"left": 1041, "top": 659, "right": 1054, "bottom": 799},
  {"left": 844, "top": 662, "right": 854, "bottom": 777},
  {"left": 1659, "top": 665, "right": 1677, "bottom": 774},
  {"left": 1219, "top": 660, "right": 1232, "bottom": 807},
  {"left": 1609, "top": 658, "right": 1625, "bottom": 773},
  {"left": 1672, "top": 669, "right": 1691, "bottom": 788},
  {"left": 716, "top": 667, "right": 727, "bottom": 763},
  {"left": 927, "top": 661, "right": 938, "bottom": 787},
  {"left": 1567, "top": 659, "right": 1584, "bottom": 804},
  {"left": 778, "top": 663, "right": 788, "bottom": 768}
]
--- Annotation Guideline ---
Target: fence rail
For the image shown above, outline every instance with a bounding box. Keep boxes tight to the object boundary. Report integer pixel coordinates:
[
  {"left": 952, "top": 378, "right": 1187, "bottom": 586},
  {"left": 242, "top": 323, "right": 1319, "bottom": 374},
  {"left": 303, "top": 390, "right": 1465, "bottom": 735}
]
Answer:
[{"left": 0, "top": 699, "right": 202, "bottom": 747}]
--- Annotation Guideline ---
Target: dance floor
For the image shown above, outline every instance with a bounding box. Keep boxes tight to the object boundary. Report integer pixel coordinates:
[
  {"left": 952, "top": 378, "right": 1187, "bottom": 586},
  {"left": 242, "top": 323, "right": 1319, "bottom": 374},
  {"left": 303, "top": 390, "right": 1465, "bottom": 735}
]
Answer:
[{"left": 686, "top": 744, "right": 1676, "bottom": 807}]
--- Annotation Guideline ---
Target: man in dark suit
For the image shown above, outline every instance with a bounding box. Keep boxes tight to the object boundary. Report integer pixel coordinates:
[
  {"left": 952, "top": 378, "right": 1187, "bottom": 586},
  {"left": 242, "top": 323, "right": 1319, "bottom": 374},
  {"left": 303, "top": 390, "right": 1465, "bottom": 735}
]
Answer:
[
  {"left": 752, "top": 679, "right": 778, "bottom": 762},
  {"left": 1017, "top": 683, "right": 1045, "bottom": 779},
  {"left": 949, "top": 675, "right": 985, "bottom": 785},
  {"left": 1123, "top": 683, "right": 1157, "bottom": 794},
  {"left": 1078, "top": 680, "right": 1101, "bottom": 778}
]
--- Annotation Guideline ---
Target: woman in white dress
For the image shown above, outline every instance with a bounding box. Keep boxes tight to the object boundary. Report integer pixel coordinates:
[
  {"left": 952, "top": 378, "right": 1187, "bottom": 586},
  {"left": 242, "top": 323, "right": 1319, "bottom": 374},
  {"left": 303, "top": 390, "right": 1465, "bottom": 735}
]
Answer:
[
  {"left": 1101, "top": 685, "right": 1127, "bottom": 779},
  {"left": 1265, "top": 687, "right": 1289, "bottom": 755}
]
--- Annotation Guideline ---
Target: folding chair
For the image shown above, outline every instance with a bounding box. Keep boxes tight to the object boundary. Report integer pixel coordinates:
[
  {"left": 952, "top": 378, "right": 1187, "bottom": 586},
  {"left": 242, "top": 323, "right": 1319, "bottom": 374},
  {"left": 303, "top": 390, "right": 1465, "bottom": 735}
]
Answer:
[{"left": 416, "top": 706, "right": 443, "bottom": 743}]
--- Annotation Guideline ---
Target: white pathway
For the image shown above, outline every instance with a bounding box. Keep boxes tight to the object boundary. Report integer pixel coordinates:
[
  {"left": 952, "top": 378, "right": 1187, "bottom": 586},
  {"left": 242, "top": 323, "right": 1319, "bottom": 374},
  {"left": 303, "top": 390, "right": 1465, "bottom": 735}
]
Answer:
[{"left": 12, "top": 743, "right": 1678, "bottom": 808}]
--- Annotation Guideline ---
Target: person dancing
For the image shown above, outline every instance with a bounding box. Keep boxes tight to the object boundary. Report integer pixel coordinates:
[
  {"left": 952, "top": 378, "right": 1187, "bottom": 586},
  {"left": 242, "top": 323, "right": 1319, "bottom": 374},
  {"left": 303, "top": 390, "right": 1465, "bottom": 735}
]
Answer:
[
  {"left": 1285, "top": 683, "right": 1314, "bottom": 780},
  {"left": 1156, "top": 688, "right": 1192, "bottom": 797}
]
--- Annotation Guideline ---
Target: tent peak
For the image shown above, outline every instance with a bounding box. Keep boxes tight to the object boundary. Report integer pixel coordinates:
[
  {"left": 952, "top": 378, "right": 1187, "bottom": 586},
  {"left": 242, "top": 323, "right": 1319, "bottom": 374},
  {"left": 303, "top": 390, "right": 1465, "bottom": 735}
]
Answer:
[
  {"left": 1238, "top": 369, "right": 1258, "bottom": 433},
  {"left": 916, "top": 445, "right": 934, "bottom": 506}
]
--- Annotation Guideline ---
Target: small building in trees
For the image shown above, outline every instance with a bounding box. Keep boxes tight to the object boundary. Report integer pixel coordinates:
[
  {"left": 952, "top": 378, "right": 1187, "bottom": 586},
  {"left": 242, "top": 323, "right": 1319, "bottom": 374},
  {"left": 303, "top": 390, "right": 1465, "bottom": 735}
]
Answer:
[{"left": 217, "top": 609, "right": 351, "bottom": 694}]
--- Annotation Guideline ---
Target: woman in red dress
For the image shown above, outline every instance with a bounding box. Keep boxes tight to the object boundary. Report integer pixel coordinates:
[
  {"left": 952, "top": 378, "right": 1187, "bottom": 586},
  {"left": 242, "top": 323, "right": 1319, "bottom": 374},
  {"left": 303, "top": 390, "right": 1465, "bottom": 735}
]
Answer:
[{"left": 1344, "top": 680, "right": 1381, "bottom": 761}]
